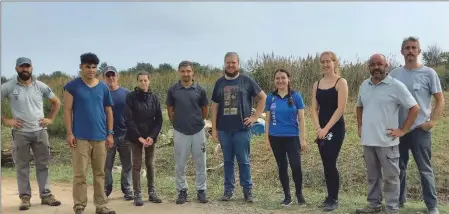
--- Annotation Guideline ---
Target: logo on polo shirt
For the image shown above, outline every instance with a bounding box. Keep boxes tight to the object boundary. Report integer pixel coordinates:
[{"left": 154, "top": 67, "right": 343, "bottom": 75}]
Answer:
[{"left": 13, "top": 90, "right": 19, "bottom": 100}]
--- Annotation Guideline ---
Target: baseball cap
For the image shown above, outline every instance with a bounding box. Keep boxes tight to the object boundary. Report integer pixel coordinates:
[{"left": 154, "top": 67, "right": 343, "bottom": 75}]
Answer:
[
  {"left": 103, "top": 66, "right": 117, "bottom": 74},
  {"left": 16, "top": 57, "right": 32, "bottom": 66}
]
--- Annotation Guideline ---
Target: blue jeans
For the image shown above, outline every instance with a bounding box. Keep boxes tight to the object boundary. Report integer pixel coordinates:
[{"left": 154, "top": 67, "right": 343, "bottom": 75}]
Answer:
[
  {"left": 218, "top": 129, "right": 252, "bottom": 191},
  {"left": 399, "top": 127, "right": 438, "bottom": 209}
]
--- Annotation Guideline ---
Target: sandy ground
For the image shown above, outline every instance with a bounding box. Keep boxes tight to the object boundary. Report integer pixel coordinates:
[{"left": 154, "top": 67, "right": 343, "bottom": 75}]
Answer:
[{"left": 1, "top": 177, "right": 223, "bottom": 214}]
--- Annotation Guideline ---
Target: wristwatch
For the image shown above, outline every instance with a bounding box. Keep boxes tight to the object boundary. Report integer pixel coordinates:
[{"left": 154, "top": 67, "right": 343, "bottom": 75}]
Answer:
[{"left": 107, "top": 130, "right": 114, "bottom": 135}]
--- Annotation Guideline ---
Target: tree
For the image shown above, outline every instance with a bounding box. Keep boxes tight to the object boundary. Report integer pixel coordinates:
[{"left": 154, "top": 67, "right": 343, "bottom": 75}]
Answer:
[
  {"left": 422, "top": 44, "right": 443, "bottom": 67},
  {"left": 157, "top": 63, "right": 175, "bottom": 72}
]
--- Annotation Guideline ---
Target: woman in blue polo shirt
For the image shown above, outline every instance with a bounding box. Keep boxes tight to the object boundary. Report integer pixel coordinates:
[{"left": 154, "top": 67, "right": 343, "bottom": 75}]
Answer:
[{"left": 265, "top": 68, "right": 307, "bottom": 207}]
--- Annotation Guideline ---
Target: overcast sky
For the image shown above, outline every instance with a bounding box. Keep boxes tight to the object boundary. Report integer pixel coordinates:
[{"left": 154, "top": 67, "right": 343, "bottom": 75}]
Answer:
[{"left": 2, "top": 2, "right": 449, "bottom": 78}]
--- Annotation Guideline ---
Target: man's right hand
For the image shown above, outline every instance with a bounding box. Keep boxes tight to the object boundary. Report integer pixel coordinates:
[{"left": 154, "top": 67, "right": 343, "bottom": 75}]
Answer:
[
  {"left": 212, "top": 129, "right": 219, "bottom": 143},
  {"left": 3, "top": 118, "right": 23, "bottom": 129},
  {"left": 67, "top": 134, "right": 76, "bottom": 148}
]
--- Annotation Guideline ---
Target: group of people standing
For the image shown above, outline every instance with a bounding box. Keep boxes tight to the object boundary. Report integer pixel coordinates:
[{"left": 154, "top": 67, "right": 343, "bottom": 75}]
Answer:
[{"left": 1, "top": 36, "right": 444, "bottom": 214}]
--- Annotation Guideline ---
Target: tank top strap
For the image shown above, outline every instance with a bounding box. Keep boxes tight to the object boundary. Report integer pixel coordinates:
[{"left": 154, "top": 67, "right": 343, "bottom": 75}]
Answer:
[{"left": 334, "top": 77, "right": 341, "bottom": 87}]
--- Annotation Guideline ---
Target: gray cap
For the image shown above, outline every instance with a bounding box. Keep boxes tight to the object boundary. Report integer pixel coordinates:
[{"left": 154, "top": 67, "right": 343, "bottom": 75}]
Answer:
[
  {"left": 16, "top": 57, "right": 32, "bottom": 66},
  {"left": 103, "top": 66, "right": 117, "bottom": 74}
]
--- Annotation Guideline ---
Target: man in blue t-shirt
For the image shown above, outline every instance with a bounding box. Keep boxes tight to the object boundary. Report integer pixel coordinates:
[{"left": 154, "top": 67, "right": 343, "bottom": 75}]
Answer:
[
  {"left": 102, "top": 66, "right": 133, "bottom": 201},
  {"left": 63, "top": 53, "right": 116, "bottom": 214},
  {"left": 211, "top": 52, "right": 267, "bottom": 203}
]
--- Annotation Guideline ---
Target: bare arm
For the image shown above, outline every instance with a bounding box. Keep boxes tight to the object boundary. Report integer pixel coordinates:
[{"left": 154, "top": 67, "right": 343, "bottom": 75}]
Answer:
[
  {"left": 311, "top": 82, "right": 320, "bottom": 131},
  {"left": 253, "top": 91, "right": 267, "bottom": 118},
  {"left": 211, "top": 102, "right": 218, "bottom": 130},
  {"left": 356, "top": 106, "right": 363, "bottom": 130},
  {"left": 429, "top": 92, "right": 445, "bottom": 125},
  {"left": 323, "top": 79, "right": 348, "bottom": 131},
  {"left": 401, "top": 105, "right": 420, "bottom": 132},
  {"left": 105, "top": 106, "right": 113, "bottom": 132},
  {"left": 201, "top": 105, "right": 208, "bottom": 120},
  {"left": 63, "top": 91, "right": 74, "bottom": 135},
  {"left": 265, "top": 111, "right": 270, "bottom": 141},
  {"left": 298, "top": 109, "right": 306, "bottom": 141},
  {"left": 167, "top": 106, "right": 174, "bottom": 124},
  {"left": 47, "top": 96, "right": 61, "bottom": 120}
]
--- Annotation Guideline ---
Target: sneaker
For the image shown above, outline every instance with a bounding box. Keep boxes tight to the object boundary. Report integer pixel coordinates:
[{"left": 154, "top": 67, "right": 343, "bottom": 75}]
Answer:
[
  {"left": 95, "top": 207, "right": 116, "bottom": 214},
  {"left": 19, "top": 195, "right": 31, "bottom": 210},
  {"left": 318, "top": 197, "right": 333, "bottom": 208},
  {"left": 148, "top": 188, "right": 162, "bottom": 203},
  {"left": 41, "top": 194, "right": 62, "bottom": 206},
  {"left": 176, "top": 189, "right": 188, "bottom": 205},
  {"left": 355, "top": 206, "right": 382, "bottom": 213},
  {"left": 428, "top": 208, "right": 440, "bottom": 214},
  {"left": 197, "top": 190, "right": 208, "bottom": 203},
  {"left": 124, "top": 191, "right": 134, "bottom": 201},
  {"left": 243, "top": 188, "right": 254, "bottom": 203},
  {"left": 133, "top": 193, "right": 144, "bottom": 206},
  {"left": 322, "top": 199, "right": 339, "bottom": 212},
  {"left": 75, "top": 207, "right": 84, "bottom": 214},
  {"left": 280, "top": 197, "right": 293, "bottom": 207},
  {"left": 219, "top": 190, "right": 233, "bottom": 201},
  {"left": 295, "top": 194, "right": 306, "bottom": 206}
]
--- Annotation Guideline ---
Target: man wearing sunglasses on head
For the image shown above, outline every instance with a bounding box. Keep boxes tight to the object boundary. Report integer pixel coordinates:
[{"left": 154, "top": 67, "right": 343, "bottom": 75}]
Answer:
[{"left": 102, "top": 66, "right": 134, "bottom": 201}]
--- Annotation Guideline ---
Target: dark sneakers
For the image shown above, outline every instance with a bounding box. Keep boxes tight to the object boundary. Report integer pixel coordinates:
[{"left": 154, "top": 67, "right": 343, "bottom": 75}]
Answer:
[
  {"left": 148, "top": 189, "right": 162, "bottom": 203},
  {"left": 243, "top": 188, "right": 254, "bottom": 203},
  {"left": 280, "top": 197, "right": 293, "bottom": 206},
  {"left": 133, "top": 193, "right": 144, "bottom": 206},
  {"left": 219, "top": 190, "right": 233, "bottom": 201},
  {"left": 296, "top": 194, "right": 306, "bottom": 206},
  {"left": 124, "top": 191, "right": 134, "bottom": 201},
  {"left": 176, "top": 189, "right": 188, "bottom": 204},
  {"left": 197, "top": 190, "right": 208, "bottom": 203}
]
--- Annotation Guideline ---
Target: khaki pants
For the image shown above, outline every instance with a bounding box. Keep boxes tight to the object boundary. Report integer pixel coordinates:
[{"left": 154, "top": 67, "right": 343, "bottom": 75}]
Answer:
[{"left": 71, "top": 139, "right": 108, "bottom": 210}]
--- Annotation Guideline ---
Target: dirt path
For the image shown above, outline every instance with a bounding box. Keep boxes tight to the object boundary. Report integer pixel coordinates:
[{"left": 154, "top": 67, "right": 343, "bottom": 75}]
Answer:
[{"left": 1, "top": 177, "right": 224, "bottom": 214}]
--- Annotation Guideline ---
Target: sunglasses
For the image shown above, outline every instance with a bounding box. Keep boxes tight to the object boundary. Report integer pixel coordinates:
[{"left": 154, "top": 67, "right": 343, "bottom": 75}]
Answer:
[{"left": 105, "top": 72, "right": 116, "bottom": 77}]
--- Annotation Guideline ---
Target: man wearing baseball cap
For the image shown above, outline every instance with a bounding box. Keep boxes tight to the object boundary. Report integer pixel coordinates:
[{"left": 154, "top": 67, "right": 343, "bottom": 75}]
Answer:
[
  {"left": 102, "top": 66, "right": 134, "bottom": 200},
  {"left": 1, "top": 57, "right": 62, "bottom": 210}
]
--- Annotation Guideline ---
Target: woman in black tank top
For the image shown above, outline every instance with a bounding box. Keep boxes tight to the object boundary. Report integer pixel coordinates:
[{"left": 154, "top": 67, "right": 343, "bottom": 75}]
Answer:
[{"left": 311, "top": 51, "right": 348, "bottom": 212}]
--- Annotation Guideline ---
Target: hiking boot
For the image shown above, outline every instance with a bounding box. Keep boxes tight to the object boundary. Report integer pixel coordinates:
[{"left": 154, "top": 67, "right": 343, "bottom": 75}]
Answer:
[
  {"left": 219, "top": 190, "right": 233, "bottom": 201},
  {"left": 124, "top": 190, "right": 134, "bottom": 201},
  {"left": 428, "top": 208, "right": 440, "bottom": 214},
  {"left": 95, "top": 207, "right": 116, "bottom": 214},
  {"left": 197, "top": 190, "right": 208, "bottom": 203},
  {"left": 296, "top": 194, "right": 306, "bottom": 206},
  {"left": 243, "top": 188, "right": 254, "bottom": 203},
  {"left": 41, "top": 194, "right": 61, "bottom": 206},
  {"left": 74, "top": 207, "right": 84, "bottom": 214},
  {"left": 133, "top": 193, "right": 144, "bottom": 206},
  {"left": 280, "top": 197, "right": 293, "bottom": 206},
  {"left": 176, "top": 189, "right": 188, "bottom": 204},
  {"left": 322, "top": 199, "right": 339, "bottom": 212},
  {"left": 148, "top": 187, "right": 162, "bottom": 203},
  {"left": 19, "top": 195, "right": 31, "bottom": 210},
  {"left": 355, "top": 205, "right": 382, "bottom": 213}
]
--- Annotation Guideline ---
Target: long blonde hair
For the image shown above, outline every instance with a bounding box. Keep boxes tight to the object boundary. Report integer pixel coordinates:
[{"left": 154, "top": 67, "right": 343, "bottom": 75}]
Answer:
[{"left": 320, "top": 51, "right": 340, "bottom": 76}]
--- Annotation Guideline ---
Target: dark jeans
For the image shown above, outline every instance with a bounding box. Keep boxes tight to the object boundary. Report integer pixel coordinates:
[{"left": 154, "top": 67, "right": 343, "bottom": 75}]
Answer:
[
  {"left": 104, "top": 135, "right": 133, "bottom": 196},
  {"left": 317, "top": 131, "right": 344, "bottom": 201},
  {"left": 130, "top": 142, "right": 156, "bottom": 195},
  {"left": 218, "top": 129, "right": 252, "bottom": 191},
  {"left": 399, "top": 127, "right": 438, "bottom": 209},
  {"left": 269, "top": 135, "right": 303, "bottom": 198}
]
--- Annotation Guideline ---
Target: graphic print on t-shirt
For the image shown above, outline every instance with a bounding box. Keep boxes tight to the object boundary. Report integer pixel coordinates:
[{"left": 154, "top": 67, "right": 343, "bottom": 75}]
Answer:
[{"left": 223, "top": 85, "right": 239, "bottom": 115}]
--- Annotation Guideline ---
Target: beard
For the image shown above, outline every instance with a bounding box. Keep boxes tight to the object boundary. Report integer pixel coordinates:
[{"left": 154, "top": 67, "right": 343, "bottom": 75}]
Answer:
[
  {"left": 370, "top": 68, "right": 386, "bottom": 80},
  {"left": 224, "top": 70, "right": 239, "bottom": 78},
  {"left": 18, "top": 71, "right": 32, "bottom": 81}
]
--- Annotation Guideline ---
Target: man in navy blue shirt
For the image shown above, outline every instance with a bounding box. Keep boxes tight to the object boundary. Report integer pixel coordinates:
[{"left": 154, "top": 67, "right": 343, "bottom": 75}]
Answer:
[
  {"left": 63, "top": 53, "right": 115, "bottom": 214},
  {"left": 102, "top": 66, "right": 133, "bottom": 201},
  {"left": 211, "top": 52, "right": 267, "bottom": 203}
]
